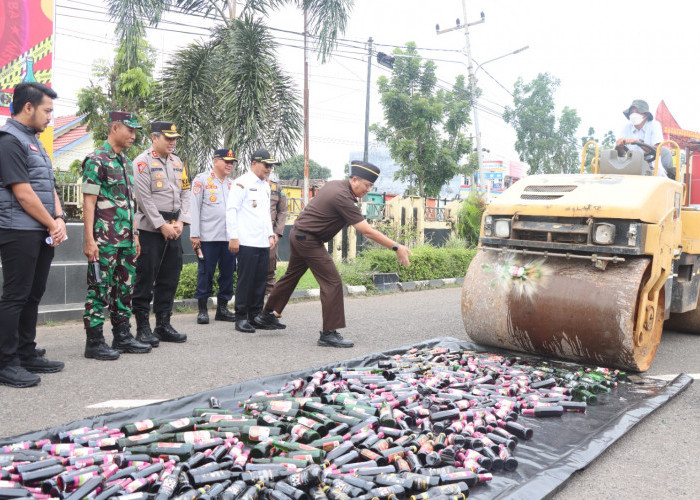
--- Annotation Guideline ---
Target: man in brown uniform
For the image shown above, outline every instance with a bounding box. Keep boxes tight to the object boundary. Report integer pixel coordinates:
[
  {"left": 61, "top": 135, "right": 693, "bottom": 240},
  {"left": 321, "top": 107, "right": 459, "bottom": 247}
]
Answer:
[
  {"left": 266, "top": 178, "right": 288, "bottom": 295},
  {"left": 254, "top": 160, "right": 411, "bottom": 347}
]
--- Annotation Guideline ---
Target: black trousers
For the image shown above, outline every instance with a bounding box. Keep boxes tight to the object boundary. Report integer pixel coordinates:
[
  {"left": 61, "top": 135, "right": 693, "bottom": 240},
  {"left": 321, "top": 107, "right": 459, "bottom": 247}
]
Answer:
[
  {"left": 0, "top": 229, "right": 54, "bottom": 367},
  {"left": 132, "top": 230, "right": 183, "bottom": 316},
  {"left": 235, "top": 245, "right": 269, "bottom": 319}
]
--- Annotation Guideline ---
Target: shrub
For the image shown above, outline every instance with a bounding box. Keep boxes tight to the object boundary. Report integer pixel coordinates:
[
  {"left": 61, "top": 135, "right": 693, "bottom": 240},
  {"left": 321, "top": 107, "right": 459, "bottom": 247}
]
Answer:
[
  {"left": 176, "top": 262, "right": 237, "bottom": 299},
  {"left": 351, "top": 245, "right": 476, "bottom": 285},
  {"left": 456, "top": 191, "right": 486, "bottom": 246}
]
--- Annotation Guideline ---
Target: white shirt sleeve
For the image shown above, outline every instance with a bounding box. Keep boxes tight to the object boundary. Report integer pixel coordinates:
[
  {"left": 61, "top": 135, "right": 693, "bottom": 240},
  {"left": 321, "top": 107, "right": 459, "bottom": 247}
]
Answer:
[{"left": 226, "top": 180, "right": 246, "bottom": 240}]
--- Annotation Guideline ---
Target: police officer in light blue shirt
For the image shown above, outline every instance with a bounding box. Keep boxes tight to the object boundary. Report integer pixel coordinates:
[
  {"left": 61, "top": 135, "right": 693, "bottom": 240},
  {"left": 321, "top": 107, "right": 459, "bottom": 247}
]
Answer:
[
  {"left": 226, "top": 148, "right": 276, "bottom": 333},
  {"left": 190, "top": 148, "right": 237, "bottom": 324}
]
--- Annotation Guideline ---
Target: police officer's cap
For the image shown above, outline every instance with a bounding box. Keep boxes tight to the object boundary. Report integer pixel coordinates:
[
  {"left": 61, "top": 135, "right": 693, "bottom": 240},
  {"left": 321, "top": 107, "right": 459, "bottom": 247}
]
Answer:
[
  {"left": 214, "top": 148, "right": 237, "bottom": 161},
  {"left": 252, "top": 148, "right": 281, "bottom": 165},
  {"left": 109, "top": 111, "right": 141, "bottom": 129},
  {"left": 350, "top": 160, "right": 380, "bottom": 183},
  {"left": 151, "top": 121, "right": 182, "bottom": 138}
]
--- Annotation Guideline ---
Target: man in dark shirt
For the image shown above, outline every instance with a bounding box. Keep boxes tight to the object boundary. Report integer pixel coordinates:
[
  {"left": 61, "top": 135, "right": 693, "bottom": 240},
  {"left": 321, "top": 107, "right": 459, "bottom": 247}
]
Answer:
[
  {"left": 253, "top": 160, "right": 411, "bottom": 348},
  {"left": 0, "top": 82, "right": 66, "bottom": 388}
]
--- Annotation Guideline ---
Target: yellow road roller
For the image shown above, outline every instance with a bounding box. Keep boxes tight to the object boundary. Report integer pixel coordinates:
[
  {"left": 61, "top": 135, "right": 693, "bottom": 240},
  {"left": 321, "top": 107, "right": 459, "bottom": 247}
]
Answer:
[{"left": 462, "top": 140, "right": 700, "bottom": 371}]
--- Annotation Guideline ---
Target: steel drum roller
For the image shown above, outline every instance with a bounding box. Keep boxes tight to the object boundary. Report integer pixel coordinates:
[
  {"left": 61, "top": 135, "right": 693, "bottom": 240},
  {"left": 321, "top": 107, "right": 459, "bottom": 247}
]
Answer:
[{"left": 461, "top": 250, "right": 664, "bottom": 371}]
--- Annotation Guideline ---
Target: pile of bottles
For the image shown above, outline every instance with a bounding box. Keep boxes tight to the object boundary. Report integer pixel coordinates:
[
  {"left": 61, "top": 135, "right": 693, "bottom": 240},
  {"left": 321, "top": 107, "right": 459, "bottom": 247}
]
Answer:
[{"left": 0, "top": 347, "right": 626, "bottom": 499}]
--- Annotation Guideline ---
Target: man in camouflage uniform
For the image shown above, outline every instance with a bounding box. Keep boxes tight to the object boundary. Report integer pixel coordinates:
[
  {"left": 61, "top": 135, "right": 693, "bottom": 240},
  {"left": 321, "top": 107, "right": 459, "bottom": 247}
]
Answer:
[
  {"left": 131, "top": 121, "right": 190, "bottom": 345},
  {"left": 266, "top": 178, "right": 287, "bottom": 295},
  {"left": 81, "top": 111, "right": 152, "bottom": 360}
]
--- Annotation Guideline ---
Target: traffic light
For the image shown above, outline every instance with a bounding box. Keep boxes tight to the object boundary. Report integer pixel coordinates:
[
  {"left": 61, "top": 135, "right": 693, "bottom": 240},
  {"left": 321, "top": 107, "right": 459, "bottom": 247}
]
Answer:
[{"left": 376, "top": 52, "right": 395, "bottom": 69}]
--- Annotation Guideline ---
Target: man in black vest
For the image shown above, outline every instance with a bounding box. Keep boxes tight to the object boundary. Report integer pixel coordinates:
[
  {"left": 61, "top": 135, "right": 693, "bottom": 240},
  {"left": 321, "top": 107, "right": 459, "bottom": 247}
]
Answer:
[{"left": 0, "top": 82, "right": 66, "bottom": 388}]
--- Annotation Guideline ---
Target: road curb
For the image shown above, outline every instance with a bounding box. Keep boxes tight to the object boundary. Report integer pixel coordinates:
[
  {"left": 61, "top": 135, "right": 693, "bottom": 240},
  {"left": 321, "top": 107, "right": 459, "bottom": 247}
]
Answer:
[{"left": 38, "top": 277, "right": 465, "bottom": 323}]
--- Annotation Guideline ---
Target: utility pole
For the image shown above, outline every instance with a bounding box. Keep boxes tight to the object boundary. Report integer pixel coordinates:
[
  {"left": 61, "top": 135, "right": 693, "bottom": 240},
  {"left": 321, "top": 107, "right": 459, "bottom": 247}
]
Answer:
[
  {"left": 303, "top": 8, "right": 310, "bottom": 206},
  {"left": 409, "top": 152, "right": 415, "bottom": 196},
  {"left": 437, "top": 1, "right": 485, "bottom": 194},
  {"left": 363, "top": 37, "right": 373, "bottom": 163}
]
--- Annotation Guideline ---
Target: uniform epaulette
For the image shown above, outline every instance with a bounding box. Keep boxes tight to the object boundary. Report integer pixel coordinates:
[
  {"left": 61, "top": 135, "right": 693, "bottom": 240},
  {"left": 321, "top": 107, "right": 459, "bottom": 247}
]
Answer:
[{"left": 236, "top": 183, "right": 245, "bottom": 189}]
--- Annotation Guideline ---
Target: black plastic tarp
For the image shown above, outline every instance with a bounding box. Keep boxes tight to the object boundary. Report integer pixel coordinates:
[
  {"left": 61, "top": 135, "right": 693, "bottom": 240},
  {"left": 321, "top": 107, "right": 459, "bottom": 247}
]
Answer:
[{"left": 1, "top": 337, "right": 693, "bottom": 499}]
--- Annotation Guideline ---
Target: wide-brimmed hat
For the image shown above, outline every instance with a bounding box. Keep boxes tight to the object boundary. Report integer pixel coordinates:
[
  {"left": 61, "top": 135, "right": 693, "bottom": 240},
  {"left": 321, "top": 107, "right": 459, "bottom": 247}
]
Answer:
[
  {"left": 350, "top": 160, "right": 380, "bottom": 183},
  {"left": 623, "top": 99, "right": 653, "bottom": 121},
  {"left": 150, "top": 121, "right": 182, "bottom": 138}
]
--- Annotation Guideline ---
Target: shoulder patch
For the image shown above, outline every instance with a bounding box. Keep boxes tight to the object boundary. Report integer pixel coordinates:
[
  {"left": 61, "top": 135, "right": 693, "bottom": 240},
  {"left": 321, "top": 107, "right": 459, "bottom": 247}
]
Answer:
[
  {"left": 29, "top": 144, "right": 38, "bottom": 152},
  {"left": 137, "top": 162, "right": 147, "bottom": 173}
]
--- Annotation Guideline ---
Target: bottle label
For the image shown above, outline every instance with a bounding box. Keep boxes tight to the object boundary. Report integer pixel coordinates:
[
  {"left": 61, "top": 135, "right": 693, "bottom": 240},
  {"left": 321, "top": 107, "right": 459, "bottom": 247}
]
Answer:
[
  {"left": 156, "top": 442, "right": 185, "bottom": 449},
  {"left": 291, "top": 424, "right": 310, "bottom": 439},
  {"left": 248, "top": 426, "right": 271, "bottom": 441},
  {"left": 209, "top": 414, "right": 234, "bottom": 423},
  {"left": 134, "top": 419, "right": 155, "bottom": 432},
  {"left": 168, "top": 418, "right": 191, "bottom": 429},
  {"left": 127, "top": 433, "right": 151, "bottom": 442},
  {"left": 269, "top": 401, "right": 293, "bottom": 412},
  {"left": 182, "top": 431, "right": 211, "bottom": 443}
]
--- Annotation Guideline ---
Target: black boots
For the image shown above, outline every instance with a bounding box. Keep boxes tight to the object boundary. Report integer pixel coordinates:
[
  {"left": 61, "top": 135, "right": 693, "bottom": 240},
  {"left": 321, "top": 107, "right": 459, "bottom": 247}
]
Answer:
[
  {"left": 215, "top": 300, "right": 236, "bottom": 322},
  {"left": 318, "top": 330, "right": 354, "bottom": 348},
  {"left": 197, "top": 298, "right": 209, "bottom": 324},
  {"left": 112, "top": 322, "right": 152, "bottom": 354},
  {"left": 154, "top": 312, "right": 187, "bottom": 343},
  {"left": 135, "top": 310, "right": 160, "bottom": 348},
  {"left": 85, "top": 325, "right": 120, "bottom": 360}
]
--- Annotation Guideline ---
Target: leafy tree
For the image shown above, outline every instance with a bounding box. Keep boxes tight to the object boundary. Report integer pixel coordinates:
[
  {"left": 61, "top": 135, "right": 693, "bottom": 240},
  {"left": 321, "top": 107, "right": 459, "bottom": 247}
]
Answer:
[
  {"left": 76, "top": 38, "right": 156, "bottom": 159},
  {"left": 106, "top": 0, "right": 354, "bottom": 176},
  {"left": 276, "top": 154, "right": 331, "bottom": 180},
  {"left": 503, "top": 73, "right": 582, "bottom": 174},
  {"left": 371, "top": 43, "right": 473, "bottom": 198},
  {"left": 580, "top": 127, "right": 616, "bottom": 173}
]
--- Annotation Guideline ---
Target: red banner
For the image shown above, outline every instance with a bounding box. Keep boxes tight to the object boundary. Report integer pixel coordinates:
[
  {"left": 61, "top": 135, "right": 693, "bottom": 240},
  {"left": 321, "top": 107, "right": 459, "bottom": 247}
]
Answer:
[{"left": 0, "top": 0, "right": 55, "bottom": 116}]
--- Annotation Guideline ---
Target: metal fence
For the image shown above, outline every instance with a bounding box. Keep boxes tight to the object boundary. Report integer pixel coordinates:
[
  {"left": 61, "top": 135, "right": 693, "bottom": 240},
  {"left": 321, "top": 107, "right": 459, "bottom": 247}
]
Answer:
[
  {"left": 364, "top": 202, "right": 385, "bottom": 220},
  {"left": 425, "top": 206, "right": 446, "bottom": 222},
  {"left": 57, "top": 183, "right": 81, "bottom": 207},
  {"left": 286, "top": 197, "right": 306, "bottom": 215}
]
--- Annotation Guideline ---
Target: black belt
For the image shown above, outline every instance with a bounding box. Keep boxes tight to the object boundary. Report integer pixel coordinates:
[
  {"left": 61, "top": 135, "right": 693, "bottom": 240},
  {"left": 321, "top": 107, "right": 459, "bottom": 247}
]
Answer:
[{"left": 159, "top": 210, "right": 181, "bottom": 221}]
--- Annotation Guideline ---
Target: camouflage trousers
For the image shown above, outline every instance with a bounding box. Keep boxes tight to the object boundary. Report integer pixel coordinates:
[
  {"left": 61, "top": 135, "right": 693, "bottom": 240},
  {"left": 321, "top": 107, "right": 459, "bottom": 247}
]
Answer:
[{"left": 83, "top": 244, "right": 137, "bottom": 328}]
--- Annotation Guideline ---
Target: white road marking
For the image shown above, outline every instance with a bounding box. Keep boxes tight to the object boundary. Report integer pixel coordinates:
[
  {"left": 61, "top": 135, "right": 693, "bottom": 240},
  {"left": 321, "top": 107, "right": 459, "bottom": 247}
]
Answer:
[
  {"left": 649, "top": 373, "right": 700, "bottom": 381},
  {"left": 86, "top": 399, "right": 167, "bottom": 409}
]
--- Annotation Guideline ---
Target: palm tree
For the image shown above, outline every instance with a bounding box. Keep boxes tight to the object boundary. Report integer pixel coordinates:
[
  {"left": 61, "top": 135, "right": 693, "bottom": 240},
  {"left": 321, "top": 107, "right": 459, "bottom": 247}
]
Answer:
[{"left": 106, "top": 0, "right": 354, "bottom": 175}]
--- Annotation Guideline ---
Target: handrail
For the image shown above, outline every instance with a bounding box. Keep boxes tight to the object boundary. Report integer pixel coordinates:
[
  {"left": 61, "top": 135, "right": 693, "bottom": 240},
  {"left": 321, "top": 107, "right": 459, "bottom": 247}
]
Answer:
[
  {"left": 653, "top": 140, "right": 681, "bottom": 181},
  {"left": 580, "top": 140, "right": 600, "bottom": 174}
]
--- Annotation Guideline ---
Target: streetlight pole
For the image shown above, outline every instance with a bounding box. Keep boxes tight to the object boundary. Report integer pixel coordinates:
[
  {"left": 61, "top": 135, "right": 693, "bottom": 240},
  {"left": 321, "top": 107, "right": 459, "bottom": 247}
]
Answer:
[{"left": 363, "top": 37, "right": 373, "bottom": 163}]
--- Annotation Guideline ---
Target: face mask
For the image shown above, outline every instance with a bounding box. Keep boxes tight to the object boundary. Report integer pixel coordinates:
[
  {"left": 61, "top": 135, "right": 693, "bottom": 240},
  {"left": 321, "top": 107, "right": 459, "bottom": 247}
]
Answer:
[{"left": 629, "top": 112, "right": 645, "bottom": 126}]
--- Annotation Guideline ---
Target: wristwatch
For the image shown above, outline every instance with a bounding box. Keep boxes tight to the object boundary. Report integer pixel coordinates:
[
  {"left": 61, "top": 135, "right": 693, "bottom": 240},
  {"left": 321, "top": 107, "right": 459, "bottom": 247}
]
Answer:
[
  {"left": 392, "top": 243, "right": 399, "bottom": 252},
  {"left": 54, "top": 213, "right": 67, "bottom": 222},
  {"left": 133, "top": 230, "right": 140, "bottom": 236}
]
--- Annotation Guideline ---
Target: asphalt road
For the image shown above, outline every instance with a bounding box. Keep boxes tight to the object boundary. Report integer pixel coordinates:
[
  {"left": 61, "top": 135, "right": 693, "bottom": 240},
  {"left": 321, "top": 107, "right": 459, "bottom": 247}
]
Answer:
[{"left": 0, "top": 287, "right": 697, "bottom": 498}]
